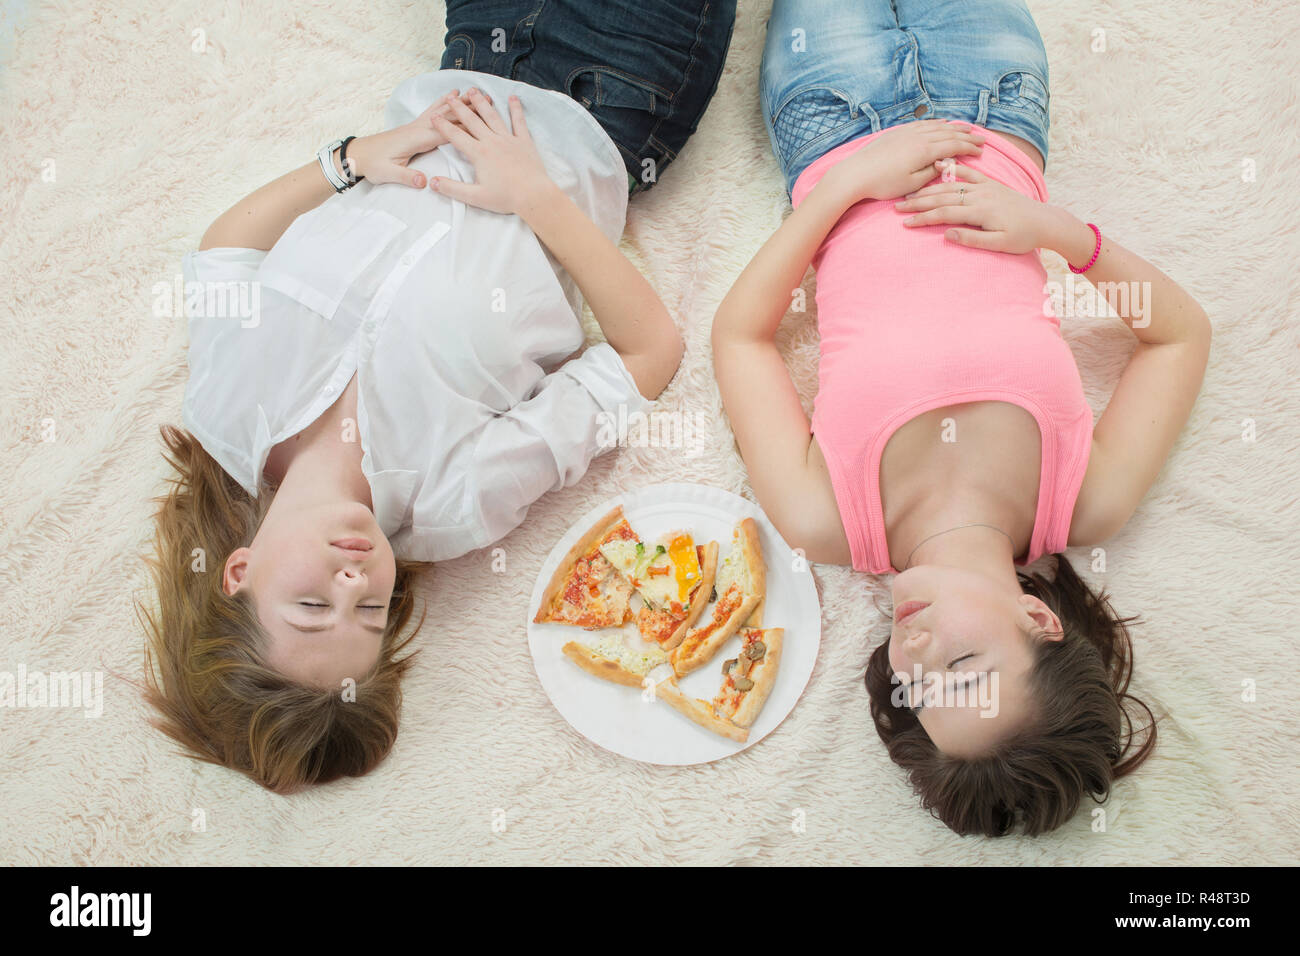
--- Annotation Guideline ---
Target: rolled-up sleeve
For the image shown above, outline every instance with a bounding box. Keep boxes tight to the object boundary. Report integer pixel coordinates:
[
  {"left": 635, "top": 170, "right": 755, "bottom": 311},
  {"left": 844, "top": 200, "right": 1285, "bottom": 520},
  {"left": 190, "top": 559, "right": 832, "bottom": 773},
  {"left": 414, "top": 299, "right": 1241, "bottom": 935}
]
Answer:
[
  {"left": 182, "top": 246, "right": 266, "bottom": 286},
  {"left": 466, "top": 343, "right": 650, "bottom": 546},
  {"left": 179, "top": 246, "right": 271, "bottom": 495}
]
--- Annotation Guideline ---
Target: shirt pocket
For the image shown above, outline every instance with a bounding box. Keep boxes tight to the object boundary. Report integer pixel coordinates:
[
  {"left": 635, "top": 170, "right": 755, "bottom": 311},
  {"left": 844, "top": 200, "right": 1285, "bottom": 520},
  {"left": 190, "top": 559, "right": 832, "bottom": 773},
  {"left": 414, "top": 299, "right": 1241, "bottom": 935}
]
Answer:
[{"left": 258, "top": 201, "right": 407, "bottom": 319}]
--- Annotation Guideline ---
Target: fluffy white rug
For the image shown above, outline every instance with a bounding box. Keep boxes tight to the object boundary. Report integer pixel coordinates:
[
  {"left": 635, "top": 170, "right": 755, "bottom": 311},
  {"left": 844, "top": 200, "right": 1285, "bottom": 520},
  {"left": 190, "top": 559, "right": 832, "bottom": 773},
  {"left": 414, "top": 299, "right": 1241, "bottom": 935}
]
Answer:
[{"left": 1, "top": 0, "right": 1296, "bottom": 865}]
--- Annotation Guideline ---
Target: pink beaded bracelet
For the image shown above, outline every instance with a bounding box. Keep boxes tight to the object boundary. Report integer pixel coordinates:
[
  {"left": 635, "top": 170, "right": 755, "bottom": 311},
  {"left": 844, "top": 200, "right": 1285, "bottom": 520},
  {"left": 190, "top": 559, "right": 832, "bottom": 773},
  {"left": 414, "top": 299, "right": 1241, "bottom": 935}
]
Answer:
[{"left": 1069, "top": 223, "right": 1102, "bottom": 274}]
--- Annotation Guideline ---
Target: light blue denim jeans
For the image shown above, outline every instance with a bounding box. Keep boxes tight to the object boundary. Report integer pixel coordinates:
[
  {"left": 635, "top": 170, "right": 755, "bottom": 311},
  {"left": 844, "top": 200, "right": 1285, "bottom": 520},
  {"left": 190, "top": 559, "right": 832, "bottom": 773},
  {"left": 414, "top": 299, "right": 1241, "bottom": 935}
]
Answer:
[{"left": 760, "top": 0, "right": 1051, "bottom": 195}]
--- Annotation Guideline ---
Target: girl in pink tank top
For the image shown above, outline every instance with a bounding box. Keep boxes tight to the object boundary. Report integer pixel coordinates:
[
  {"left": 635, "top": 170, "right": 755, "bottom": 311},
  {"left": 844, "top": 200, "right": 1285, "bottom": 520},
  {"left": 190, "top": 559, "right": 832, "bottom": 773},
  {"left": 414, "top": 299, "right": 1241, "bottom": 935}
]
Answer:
[
  {"left": 794, "top": 127, "right": 1093, "bottom": 577},
  {"left": 714, "top": 0, "right": 1211, "bottom": 837}
]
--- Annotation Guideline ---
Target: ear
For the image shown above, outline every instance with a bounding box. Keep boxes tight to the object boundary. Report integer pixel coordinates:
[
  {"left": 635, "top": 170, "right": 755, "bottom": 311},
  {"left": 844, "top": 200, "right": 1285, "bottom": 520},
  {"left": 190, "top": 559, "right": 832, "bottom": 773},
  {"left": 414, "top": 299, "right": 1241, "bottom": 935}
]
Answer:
[
  {"left": 223, "top": 547, "right": 252, "bottom": 596},
  {"left": 1018, "top": 594, "right": 1063, "bottom": 641}
]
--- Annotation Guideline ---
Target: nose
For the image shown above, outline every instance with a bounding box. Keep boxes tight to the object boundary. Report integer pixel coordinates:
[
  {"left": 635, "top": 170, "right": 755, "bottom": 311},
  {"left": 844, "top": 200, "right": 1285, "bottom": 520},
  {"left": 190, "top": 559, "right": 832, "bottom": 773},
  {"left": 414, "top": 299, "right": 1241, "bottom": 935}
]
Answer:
[
  {"left": 336, "top": 565, "right": 366, "bottom": 587},
  {"left": 900, "top": 625, "right": 930, "bottom": 654},
  {"left": 891, "top": 623, "right": 929, "bottom": 672}
]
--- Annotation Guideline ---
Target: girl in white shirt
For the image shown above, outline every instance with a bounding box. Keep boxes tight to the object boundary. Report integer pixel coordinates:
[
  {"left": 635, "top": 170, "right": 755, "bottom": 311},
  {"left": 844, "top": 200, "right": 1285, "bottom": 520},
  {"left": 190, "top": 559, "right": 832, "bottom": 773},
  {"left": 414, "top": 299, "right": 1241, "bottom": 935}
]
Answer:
[{"left": 142, "top": 3, "right": 735, "bottom": 794}]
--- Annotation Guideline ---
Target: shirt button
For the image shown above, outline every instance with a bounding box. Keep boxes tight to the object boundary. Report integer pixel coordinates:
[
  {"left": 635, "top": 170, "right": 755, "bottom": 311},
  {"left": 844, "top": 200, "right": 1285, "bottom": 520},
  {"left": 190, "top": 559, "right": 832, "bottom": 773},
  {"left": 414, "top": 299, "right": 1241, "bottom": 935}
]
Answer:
[{"left": 399, "top": 254, "right": 413, "bottom": 267}]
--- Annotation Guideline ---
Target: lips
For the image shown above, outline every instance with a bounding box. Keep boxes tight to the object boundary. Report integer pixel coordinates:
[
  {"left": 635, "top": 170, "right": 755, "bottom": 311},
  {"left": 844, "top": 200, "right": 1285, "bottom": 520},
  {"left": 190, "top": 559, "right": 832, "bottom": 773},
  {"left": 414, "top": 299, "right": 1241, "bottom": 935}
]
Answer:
[
  {"left": 894, "top": 601, "right": 929, "bottom": 625},
  {"left": 331, "top": 538, "right": 373, "bottom": 556}
]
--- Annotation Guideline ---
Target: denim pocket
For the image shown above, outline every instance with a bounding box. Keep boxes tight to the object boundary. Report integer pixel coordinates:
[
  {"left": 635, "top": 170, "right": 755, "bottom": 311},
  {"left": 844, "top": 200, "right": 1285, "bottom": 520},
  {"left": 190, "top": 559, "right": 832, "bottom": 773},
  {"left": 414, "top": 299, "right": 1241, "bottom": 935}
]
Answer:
[
  {"left": 441, "top": 33, "right": 475, "bottom": 72},
  {"left": 995, "top": 70, "right": 1050, "bottom": 114},
  {"left": 769, "top": 87, "right": 861, "bottom": 165},
  {"left": 567, "top": 67, "right": 670, "bottom": 116}
]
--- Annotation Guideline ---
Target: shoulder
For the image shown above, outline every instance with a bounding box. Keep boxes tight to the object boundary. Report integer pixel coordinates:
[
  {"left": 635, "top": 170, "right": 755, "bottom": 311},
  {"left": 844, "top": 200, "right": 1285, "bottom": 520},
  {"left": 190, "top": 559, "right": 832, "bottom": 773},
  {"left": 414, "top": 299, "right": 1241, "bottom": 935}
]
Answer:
[
  {"left": 771, "top": 438, "right": 854, "bottom": 565},
  {"left": 1066, "top": 438, "right": 1132, "bottom": 547}
]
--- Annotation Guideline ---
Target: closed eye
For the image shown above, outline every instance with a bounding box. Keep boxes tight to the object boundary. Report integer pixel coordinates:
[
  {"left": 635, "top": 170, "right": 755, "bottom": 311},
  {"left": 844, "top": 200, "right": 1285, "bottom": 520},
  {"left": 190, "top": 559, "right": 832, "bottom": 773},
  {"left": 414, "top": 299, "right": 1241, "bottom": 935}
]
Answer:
[
  {"left": 904, "top": 654, "right": 978, "bottom": 714},
  {"left": 299, "top": 602, "right": 387, "bottom": 620}
]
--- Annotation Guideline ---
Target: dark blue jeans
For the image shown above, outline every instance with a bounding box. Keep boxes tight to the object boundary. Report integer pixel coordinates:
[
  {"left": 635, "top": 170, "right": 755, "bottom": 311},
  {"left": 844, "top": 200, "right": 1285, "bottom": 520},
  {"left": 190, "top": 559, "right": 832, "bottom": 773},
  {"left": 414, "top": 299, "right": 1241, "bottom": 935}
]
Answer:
[{"left": 440, "top": 0, "right": 736, "bottom": 194}]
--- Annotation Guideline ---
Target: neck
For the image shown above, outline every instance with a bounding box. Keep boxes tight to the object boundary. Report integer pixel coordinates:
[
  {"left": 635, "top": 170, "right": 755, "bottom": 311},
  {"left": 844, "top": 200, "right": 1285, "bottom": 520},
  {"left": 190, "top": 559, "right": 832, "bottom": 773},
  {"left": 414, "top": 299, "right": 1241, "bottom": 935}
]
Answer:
[
  {"left": 906, "top": 524, "right": 1020, "bottom": 588},
  {"left": 272, "top": 416, "right": 373, "bottom": 512},
  {"left": 893, "top": 472, "right": 1032, "bottom": 571}
]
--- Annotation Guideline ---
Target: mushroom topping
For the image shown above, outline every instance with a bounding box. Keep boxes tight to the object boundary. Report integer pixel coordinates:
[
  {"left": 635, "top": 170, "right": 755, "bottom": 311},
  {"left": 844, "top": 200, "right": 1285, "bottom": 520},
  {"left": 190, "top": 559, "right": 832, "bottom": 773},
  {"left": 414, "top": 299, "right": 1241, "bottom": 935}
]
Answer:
[
  {"left": 745, "top": 640, "right": 767, "bottom": 661},
  {"left": 733, "top": 676, "right": 755, "bottom": 692}
]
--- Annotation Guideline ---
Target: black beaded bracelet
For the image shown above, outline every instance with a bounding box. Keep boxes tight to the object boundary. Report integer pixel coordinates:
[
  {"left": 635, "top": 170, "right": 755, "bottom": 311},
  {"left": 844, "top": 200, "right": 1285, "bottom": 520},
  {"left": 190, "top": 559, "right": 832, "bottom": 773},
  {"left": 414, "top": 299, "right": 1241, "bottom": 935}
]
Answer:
[{"left": 338, "top": 135, "right": 364, "bottom": 185}]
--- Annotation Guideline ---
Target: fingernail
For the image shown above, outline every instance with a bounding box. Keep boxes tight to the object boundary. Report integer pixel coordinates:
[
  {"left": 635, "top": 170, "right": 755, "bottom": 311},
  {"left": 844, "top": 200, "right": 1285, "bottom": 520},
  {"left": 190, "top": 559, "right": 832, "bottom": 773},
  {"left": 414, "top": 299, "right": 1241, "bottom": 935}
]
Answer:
[{"left": 904, "top": 217, "right": 916, "bottom": 225}]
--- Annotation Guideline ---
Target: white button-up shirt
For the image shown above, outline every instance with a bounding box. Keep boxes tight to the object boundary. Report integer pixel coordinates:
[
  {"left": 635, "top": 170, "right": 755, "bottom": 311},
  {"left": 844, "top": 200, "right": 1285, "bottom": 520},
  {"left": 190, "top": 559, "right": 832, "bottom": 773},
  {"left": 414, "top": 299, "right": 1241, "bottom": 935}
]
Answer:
[{"left": 180, "top": 69, "right": 649, "bottom": 562}]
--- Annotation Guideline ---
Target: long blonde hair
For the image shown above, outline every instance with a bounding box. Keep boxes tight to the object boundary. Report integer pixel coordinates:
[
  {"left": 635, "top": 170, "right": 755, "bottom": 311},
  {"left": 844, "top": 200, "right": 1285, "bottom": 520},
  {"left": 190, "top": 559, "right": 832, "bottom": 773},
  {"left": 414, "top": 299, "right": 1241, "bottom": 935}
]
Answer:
[{"left": 139, "top": 425, "right": 427, "bottom": 793}]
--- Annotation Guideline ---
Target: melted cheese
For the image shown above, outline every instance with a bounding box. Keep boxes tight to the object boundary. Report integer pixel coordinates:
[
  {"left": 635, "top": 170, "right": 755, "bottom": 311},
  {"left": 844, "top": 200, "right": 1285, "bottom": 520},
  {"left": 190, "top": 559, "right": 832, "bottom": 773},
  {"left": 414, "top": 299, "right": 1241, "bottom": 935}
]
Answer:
[
  {"left": 599, "top": 539, "right": 643, "bottom": 580},
  {"left": 601, "top": 532, "right": 700, "bottom": 611},
  {"left": 715, "top": 524, "right": 753, "bottom": 596},
  {"left": 588, "top": 631, "right": 668, "bottom": 676}
]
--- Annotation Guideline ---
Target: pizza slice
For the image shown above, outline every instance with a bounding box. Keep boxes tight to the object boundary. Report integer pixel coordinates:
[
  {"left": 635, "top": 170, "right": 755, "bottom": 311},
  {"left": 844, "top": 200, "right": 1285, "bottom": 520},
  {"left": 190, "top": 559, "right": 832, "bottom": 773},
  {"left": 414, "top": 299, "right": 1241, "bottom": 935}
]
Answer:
[
  {"left": 670, "top": 517, "right": 765, "bottom": 677},
  {"left": 599, "top": 532, "right": 718, "bottom": 650},
  {"left": 655, "top": 627, "right": 784, "bottom": 742},
  {"left": 562, "top": 631, "right": 668, "bottom": 688},
  {"left": 533, "top": 505, "right": 638, "bottom": 629}
]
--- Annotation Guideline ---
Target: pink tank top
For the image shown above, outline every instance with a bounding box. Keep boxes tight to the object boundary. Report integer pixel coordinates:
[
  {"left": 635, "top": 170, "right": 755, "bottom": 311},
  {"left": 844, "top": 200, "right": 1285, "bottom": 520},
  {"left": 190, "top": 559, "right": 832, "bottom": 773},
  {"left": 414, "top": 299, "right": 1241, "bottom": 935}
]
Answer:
[{"left": 792, "top": 125, "right": 1093, "bottom": 574}]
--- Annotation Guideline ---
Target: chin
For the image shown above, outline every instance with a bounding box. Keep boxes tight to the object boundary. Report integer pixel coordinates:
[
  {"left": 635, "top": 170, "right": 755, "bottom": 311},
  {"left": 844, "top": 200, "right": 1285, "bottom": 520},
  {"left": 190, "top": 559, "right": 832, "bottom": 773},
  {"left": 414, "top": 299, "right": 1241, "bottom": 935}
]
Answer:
[
  {"left": 338, "top": 499, "right": 381, "bottom": 529},
  {"left": 891, "top": 565, "right": 921, "bottom": 602}
]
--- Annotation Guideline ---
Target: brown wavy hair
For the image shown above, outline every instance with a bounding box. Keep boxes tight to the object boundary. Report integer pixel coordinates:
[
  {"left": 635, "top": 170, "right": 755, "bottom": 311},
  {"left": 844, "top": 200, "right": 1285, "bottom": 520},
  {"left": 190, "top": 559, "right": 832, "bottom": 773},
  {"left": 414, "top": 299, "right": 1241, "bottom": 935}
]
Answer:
[
  {"left": 138, "top": 425, "right": 427, "bottom": 794},
  {"left": 865, "top": 554, "right": 1157, "bottom": 837}
]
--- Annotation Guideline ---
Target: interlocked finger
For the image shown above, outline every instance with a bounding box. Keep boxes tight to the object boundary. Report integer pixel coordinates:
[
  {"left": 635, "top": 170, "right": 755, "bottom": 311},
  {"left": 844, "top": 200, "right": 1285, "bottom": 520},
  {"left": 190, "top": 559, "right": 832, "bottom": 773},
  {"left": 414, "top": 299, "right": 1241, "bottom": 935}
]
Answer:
[
  {"left": 446, "top": 94, "right": 493, "bottom": 141},
  {"left": 429, "top": 112, "right": 478, "bottom": 154},
  {"left": 466, "top": 88, "right": 507, "bottom": 134}
]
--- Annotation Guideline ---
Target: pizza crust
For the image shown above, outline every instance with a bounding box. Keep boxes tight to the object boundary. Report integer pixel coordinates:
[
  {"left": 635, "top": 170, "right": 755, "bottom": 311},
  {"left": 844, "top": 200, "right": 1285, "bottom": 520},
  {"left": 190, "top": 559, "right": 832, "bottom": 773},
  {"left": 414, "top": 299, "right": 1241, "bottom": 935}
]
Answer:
[
  {"left": 736, "top": 517, "right": 766, "bottom": 608},
  {"left": 671, "top": 518, "right": 766, "bottom": 676},
  {"left": 533, "top": 505, "right": 630, "bottom": 626},
  {"left": 540, "top": 511, "right": 782, "bottom": 748},
  {"left": 659, "top": 540, "right": 719, "bottom": 650},
  {"left": 561, "top": 641, "right": 647, "bottom": 689},
  {"left": 655, "top": 678, "right": 749, "bottom": 743},
  {"left": 730, "top": 628, "right": 783, "bottom": 729},
  {"left": 671, "top": 590, "right": 760, "bottom": 677}
]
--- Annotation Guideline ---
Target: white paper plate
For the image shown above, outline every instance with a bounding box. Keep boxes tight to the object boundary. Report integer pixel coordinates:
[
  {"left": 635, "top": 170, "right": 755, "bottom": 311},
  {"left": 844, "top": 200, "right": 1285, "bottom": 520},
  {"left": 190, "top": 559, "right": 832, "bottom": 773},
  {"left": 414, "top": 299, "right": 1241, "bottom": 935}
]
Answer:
[{"left": 527, "top": 482, "right": 821, "bottom": 765}]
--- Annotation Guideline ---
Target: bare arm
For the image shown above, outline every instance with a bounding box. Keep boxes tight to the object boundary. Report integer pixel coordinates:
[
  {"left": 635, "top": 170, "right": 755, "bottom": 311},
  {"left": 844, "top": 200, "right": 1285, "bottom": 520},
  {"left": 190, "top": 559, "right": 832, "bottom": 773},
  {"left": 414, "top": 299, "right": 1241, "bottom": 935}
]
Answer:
[
  {"left": 712, "top": 122, "right": 987, "bottom": 557},
  {"left": 199, "top": 89, "right": 481, "bottom": 251},
  {"left": 199, "top": 159, "right": 339, "bottom": 251},
  {"left": 1046, "top": 210, "right": 1211, "bottom": 543},
  {"left": 429, "top": 91, "right": 681, "bottom": 400},
  {"left": 895, "top": 166, "right": 1212, "bottom": 543},
  {"left": 710, "top": 178, "right": 856, "bottom": 559},
  {"left": 514, "top": 187, "right": 682, "bottom": 400}
]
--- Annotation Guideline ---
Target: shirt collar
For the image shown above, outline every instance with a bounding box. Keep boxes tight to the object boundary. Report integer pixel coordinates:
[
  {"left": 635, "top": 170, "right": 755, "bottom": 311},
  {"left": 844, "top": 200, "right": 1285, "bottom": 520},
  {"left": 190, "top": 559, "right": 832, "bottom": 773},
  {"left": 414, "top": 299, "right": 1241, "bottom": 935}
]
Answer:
[{"left": 254, "top": 404, "right": 418, "bottom": 538}]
